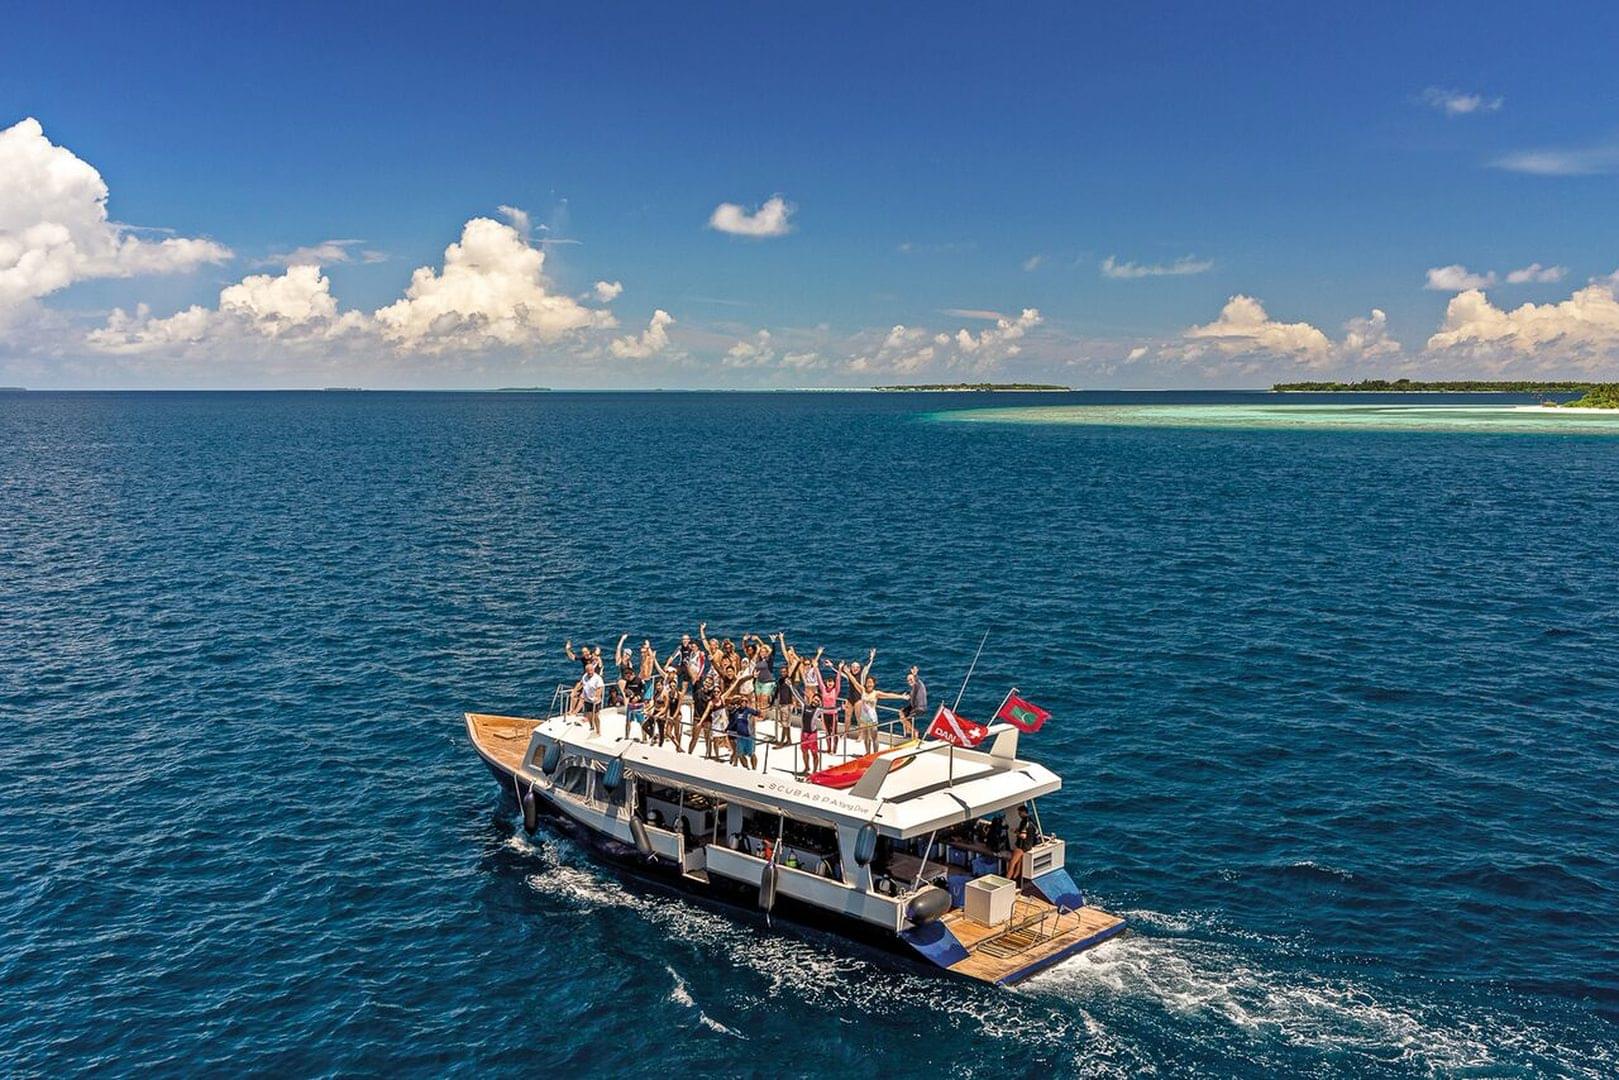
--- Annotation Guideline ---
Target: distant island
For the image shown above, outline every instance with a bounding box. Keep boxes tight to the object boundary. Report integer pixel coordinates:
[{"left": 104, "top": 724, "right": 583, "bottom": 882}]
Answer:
[
  {"left": 1558, "top": 384, "right": 1619, "bottom": 408},
  {"left": 1272, "top": 379, "right": 1600, "bottom": 393},
  {"left": 875, "top": 382, "right": 1071, "bottom": 392},
  {"left": 0, "top": 386, "right": 26, "bottom": 392},
  {"left": 493, "top": 386, "right": 553, "bottom": 392}
]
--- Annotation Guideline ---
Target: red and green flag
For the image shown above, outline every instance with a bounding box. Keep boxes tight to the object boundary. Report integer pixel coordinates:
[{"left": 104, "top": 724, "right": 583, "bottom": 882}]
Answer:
[
  {"left": 995, "top": 690, "right": 1051, "bottom": 733},
  {"left": 927, "top": 705, "right": 990, "bottom": 748}
]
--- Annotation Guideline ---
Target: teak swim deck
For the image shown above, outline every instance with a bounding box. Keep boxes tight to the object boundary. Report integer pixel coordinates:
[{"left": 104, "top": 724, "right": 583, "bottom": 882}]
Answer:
[
  {"left": 939, "top": 899, "right": 1124, "bottom": 983},
  {"left": 467, "top": 702, "right": 1125, "bottom": 986}
]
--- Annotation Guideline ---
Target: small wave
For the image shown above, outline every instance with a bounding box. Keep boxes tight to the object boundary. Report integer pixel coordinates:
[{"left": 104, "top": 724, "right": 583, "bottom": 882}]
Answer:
[
  {"left": 663, "top": 964, "right": 746, "bottom": 1039},
  {"left": 665, "top": 965, "right": 694, "bottom": 1008},
  {"left": 1285, "top": 860, "right": 1355, "bottom": 883}
]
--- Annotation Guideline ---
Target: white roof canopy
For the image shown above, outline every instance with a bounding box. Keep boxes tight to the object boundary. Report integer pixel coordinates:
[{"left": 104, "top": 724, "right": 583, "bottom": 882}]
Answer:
[{"left": 531, "top": 709, "right": 1058, "bottom": 838}]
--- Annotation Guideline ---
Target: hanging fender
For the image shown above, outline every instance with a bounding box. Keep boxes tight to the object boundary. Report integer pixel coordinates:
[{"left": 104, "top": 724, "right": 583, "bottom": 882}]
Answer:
[
  {"left": 521, "top": 786, "right": 539, "bottom": 834},
  {"left": 854, "top": 823, "right": 878, "bottom": 867},
  {"left": 906, "top": 887, "right": 951, "bottom": 925},
  {"left": 758, "top": 861, "right": 778, "bottom": 912},
  {"left": 629, "top": 816, "right": 653, "bottom": 856}
]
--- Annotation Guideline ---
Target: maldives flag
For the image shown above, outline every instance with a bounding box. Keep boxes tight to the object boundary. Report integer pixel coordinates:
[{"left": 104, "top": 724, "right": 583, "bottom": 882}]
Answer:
[
  {"left": 927, "top": 705, "right": 990, "bottom": 748},
  {"left": 996, "top": 691, "right": 1051, "bottom": 733}
]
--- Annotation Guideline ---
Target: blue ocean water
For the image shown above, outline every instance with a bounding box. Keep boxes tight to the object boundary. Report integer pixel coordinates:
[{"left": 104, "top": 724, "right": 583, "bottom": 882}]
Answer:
[{"left": 2, "top": 389, "right": 1615, "bottom": 1077}]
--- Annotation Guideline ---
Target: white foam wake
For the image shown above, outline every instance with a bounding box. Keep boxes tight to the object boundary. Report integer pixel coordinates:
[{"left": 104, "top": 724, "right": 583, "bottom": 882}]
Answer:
[{"left": 505, "top": 836, "right": 1606, "bottom": 1076}]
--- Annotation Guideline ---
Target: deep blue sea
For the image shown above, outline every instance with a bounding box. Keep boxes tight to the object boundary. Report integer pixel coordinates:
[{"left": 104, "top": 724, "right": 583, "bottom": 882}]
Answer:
[{"left": 3, "top": 390, "right": 1616, "bottom": 1077}]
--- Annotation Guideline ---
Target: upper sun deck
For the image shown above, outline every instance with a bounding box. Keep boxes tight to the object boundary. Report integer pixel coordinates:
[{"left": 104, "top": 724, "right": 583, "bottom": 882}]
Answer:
[{"left": 494, "top": 704, "right": 1059, "bottom": 838}]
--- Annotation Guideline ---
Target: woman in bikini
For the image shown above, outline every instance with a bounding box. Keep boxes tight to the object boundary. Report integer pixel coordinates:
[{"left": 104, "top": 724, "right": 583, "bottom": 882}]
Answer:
[{"left": 855, "top": 673, "right": 908, "bottom": 754}]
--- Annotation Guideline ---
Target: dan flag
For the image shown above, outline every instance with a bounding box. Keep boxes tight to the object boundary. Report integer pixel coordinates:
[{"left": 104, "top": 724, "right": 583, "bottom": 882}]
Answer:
[
  {"left": 995, "top": 691, "right": 1051, "bottom": 733},
  {"left": 927, "top": 705, "right": 989, "bottom": 748}
]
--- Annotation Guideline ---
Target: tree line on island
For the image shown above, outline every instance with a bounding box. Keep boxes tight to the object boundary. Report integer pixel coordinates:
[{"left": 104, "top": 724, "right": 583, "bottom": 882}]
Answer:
[{"left": 1271, "top": 378, "right": 1618, "bottom": 406}]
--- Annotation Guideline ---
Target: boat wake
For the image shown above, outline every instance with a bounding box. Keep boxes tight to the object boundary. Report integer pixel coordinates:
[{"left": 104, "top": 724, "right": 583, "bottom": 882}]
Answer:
[
  {"left": 1026, "top": 925, "right": 1613, "bottom": 1077},
  {"left": 500, "top": 833, "right": 1609, "bottom": 1076}
]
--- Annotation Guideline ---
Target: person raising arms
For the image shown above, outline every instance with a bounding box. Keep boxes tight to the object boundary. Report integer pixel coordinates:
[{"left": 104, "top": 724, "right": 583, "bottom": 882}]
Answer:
[
  {"left": 854, "top": 672, "right": 908, "bottom": 754},
  {"left": 839, "top": 650, "right": 876, "bottom": 745},
  {"left": 578, "top": 659, "right": 605, "bottom": 736}
]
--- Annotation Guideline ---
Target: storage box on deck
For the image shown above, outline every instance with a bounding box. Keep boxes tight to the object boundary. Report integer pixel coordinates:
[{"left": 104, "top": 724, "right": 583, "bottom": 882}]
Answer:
[
  {"left": 1018, "top": 838, "right": 1064, "bottom": 880},
  {"left": 964, "top": 874, "right": 1015, "bottom": 926}
]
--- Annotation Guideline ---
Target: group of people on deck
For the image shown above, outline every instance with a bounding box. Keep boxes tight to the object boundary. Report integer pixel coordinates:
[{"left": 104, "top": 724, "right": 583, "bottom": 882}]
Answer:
[{"left": 563, "top": 626, "right": 929, "bottom": 771}]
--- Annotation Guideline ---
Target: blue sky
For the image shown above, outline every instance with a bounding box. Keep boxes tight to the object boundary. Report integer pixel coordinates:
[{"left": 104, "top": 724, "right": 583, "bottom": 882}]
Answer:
[{"left": 3, "top": 1, "right": 1618, "bottom": 387}]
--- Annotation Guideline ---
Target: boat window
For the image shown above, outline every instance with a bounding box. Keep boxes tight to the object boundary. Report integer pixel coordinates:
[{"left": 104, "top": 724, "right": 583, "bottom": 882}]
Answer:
[{"left": 558, "top": 764, "right": 594, "bottom": 798}]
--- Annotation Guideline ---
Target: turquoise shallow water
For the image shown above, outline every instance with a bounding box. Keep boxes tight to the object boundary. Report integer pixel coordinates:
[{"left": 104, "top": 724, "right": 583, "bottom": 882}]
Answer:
[
  {"left": 942, "top": 401, "right": 1619, "bottom": 434},
  {"left": 2, "top": 390, "right": 1616, "bottom": 1076}
]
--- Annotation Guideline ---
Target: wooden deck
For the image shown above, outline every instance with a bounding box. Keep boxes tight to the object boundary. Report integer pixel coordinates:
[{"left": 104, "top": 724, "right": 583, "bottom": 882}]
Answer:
[
  {"left": 941, "top": 896, "right": 1125, "bottom": 984},
  {"left": 467, "top": 712, "right": 543, "bottom": 773}
]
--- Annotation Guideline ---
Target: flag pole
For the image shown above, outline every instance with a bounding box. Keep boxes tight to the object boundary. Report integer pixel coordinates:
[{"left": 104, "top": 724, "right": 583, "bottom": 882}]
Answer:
[
  {"left": 952, "top": 630, "right": 990, "bottom": 712},
  {"left": 947, "top": 629, "right": 990, "bottom": 787},
  {"left": 994, "top": 686, "right": 1016, "bottom": 724}
]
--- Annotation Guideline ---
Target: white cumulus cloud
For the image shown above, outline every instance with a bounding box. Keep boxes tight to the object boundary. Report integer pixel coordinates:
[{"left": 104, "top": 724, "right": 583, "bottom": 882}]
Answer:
[
  {"left": 90, "top": 215, "right": 619, "bottom": 361},
  {"left": 259, "top": 239, "right": 386, "bottom": 268},
  {"left": 610, "top": 309, "right": 674, "bottom": 359},
  {"left": 592, "top": 279, "right": 623, "bottom": 302},
  {"left": 1101, "top": 255, "right": 1213, "bottom": 279},
  {"left": 1421, "top": 87, "right": 1503, "bottom": 116},
  {"left": 497, "top": 204, "right": 531, "bottom": 238},
  {"left": 953, "top": 308, "right": 1042, "bottom": 363},
  {"left": 89, "top": 264, "right": 366, "bottom": 353},
  {"left": 1427, "top": 262, "right": 1570, "bottom": 290},
  {"left": 1183, "top": 295, "right": 1332, "bottom": 358},
  {"left": 708, "top": 195, "right": 794, "bottom": 238},
  {"left": 374, "top": 217, "right": 613, "bottom": 351},
  {"left": 846, "top": 308, "right": 1042, "bottom": 375},
  {"left": 1425, "top": 280, "right": 1619, "bottom": 368},
  {"left": 1504, "top": 262, "right": 1567, "bottom": 284},
  {"left": 1340, "top": 308, "right": 1402, "bottom": 360},
  {"left": 1425, "top": 264, "right": 1497, "bottom": 291},
  {"left": 0, "top": 116, "right": 230, "bottom": 316},
  {"left": 724, "top": 329, "right": 775, "bottom": 368}
]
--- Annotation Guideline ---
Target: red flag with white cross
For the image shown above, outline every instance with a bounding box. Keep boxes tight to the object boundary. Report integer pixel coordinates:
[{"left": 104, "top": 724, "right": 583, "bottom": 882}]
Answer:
[
  {"left": 995, "top": 689, "right": 1051, "bottom": 733},
  {"left": 927, "top": 705, "right": 990, "bottom": 748}
]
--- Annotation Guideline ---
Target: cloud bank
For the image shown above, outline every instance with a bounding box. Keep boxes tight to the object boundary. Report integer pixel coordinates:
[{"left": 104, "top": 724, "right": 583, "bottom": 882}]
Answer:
[{"left": 7, "top": 116, "right": 1618, "bottom": 387}]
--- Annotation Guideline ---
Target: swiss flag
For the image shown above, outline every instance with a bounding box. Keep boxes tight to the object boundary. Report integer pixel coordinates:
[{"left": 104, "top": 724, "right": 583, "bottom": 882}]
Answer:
[
  {"left": 995, "top": 691, "right": 1051, "bottom": 733},
  {"left": 927, "top": 705, "right": 990, "bottom": 748}
]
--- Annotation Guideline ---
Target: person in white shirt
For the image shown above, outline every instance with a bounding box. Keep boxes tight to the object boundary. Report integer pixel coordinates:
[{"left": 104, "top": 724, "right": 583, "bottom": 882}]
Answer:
[{"left": 579, "top": 661, "right": 605, "bottom": 735}]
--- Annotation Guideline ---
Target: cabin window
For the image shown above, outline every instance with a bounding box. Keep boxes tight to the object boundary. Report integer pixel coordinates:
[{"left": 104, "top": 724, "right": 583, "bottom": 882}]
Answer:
[
  {"left": 731, "top": 811, "right": 843, "bottom": 880},
  {"left": 558, "top": 764, "right": 594, "bottom": 798}
]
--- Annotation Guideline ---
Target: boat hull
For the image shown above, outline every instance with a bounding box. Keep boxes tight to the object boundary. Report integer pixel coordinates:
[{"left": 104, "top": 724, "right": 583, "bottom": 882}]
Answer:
[{"left": 473, "top": 750, "right": 994, "bottom": 976}]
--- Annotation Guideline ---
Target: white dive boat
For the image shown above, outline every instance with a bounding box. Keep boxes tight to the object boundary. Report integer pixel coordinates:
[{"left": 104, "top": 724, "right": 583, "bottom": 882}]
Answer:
[{"left": 467, "top": 698, "right": 1124, "bottom": 985}]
